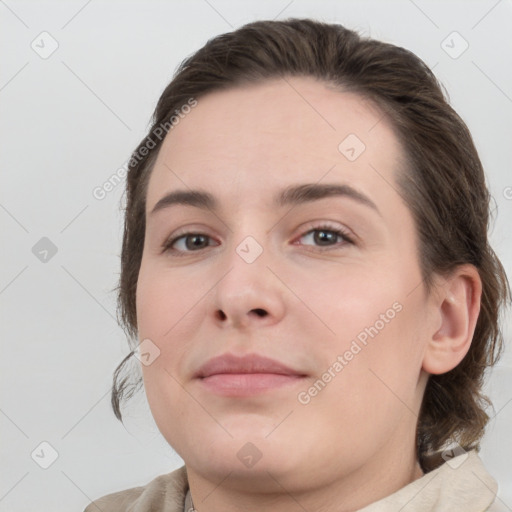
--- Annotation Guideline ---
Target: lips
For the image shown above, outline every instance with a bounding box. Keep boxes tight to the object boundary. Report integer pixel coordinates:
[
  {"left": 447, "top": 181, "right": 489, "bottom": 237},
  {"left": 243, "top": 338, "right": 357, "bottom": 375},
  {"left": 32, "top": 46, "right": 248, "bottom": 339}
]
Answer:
[
  {"left": 194, "top": 353, "right": 305, "bottom": 378},
  {"left": 194, "top": 353, "right": 307, "bottom": 396}
]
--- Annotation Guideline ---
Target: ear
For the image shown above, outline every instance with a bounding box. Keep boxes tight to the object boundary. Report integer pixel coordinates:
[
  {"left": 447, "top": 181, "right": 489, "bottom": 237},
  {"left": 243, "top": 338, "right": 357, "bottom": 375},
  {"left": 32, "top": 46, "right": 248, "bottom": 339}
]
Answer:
[{"left": 422, "top": 264, "right": 482, "bottom": 375}]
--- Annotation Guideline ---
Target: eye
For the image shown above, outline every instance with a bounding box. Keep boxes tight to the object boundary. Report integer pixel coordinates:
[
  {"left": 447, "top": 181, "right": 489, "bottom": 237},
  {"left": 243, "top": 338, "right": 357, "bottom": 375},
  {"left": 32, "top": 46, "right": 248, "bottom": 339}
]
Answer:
[
  {"left": 162, "top": 232, "right": 217, "bottom": 255},
  {"left": 294, "top": 223, "right": 354, "bottom": 249},
  {"left": 161, "top": 222, "right": 354, "bottom": 256}
]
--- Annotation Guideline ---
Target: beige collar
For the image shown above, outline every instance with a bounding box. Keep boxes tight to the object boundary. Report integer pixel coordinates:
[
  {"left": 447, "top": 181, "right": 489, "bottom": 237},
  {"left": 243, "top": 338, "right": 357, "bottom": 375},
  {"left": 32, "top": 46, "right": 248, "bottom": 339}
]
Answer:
[{"left": 183, "top": 450, "right": 498, "bottom": 511}]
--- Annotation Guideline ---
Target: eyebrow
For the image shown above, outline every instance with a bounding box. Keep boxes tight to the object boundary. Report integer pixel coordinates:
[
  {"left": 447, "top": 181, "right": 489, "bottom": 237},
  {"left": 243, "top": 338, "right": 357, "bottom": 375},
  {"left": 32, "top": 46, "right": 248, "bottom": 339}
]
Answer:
[{"left": 149, "top": 183, "right": 381, "bottom": 216}]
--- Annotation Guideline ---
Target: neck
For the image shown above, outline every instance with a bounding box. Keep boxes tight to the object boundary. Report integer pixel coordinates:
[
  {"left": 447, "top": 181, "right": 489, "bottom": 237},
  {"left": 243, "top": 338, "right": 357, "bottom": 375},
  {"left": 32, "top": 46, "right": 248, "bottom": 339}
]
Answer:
[{"left": 186, "top": 439, "right": 424, "bottom": 512}]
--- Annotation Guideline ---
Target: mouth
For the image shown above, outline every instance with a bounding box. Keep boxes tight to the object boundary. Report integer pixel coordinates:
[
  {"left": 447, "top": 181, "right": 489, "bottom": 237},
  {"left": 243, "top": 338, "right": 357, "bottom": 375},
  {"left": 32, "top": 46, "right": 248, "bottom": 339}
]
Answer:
[{"left": 194, "top": 353, "right": 308, "bottom": 397}]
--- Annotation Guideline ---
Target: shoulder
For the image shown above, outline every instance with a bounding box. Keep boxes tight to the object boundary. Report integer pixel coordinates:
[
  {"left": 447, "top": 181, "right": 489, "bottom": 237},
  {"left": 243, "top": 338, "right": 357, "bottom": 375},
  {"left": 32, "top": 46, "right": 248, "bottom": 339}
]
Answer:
[
  {"left": 83, "top": 465, "right": 188, "bottom": 512},
  {"left": 486, "top": 500, "right": 510, "bottom": 511}
]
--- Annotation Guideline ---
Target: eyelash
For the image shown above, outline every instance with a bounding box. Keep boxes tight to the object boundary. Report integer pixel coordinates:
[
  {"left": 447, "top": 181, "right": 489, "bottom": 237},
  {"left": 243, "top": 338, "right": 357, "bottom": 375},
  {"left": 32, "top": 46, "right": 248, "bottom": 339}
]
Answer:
[{"left": 161, "top": 223, "right": 355, "bottom": 257}]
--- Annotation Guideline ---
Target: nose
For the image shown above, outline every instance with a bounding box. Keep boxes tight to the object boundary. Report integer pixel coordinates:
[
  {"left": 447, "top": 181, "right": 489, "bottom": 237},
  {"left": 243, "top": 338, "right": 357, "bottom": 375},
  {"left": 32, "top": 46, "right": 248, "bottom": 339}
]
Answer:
[{"left": 209, "top": 237, "right": 286, "bottom": 330}]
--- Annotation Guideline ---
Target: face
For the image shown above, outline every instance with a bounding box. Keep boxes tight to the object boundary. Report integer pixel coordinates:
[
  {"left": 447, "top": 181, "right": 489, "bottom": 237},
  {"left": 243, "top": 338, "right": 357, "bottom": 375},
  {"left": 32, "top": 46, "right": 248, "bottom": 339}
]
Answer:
[{"left": 136, "top": 77, "right": 432, "bottom": 492}]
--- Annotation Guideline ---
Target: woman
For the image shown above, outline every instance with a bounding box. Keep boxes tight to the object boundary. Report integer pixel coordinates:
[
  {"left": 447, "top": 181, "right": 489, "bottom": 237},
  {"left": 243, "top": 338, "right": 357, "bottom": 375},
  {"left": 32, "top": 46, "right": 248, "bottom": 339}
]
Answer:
[{"left": 85, "top": 18, "right": 510, "bottom": 511}]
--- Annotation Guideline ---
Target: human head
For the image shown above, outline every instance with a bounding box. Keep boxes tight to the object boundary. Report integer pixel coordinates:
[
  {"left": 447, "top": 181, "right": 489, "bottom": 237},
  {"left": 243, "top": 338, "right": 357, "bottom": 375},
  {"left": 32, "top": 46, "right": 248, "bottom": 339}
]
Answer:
[{"left": 111, "top": 18, "right": 510, "bottom": 474}]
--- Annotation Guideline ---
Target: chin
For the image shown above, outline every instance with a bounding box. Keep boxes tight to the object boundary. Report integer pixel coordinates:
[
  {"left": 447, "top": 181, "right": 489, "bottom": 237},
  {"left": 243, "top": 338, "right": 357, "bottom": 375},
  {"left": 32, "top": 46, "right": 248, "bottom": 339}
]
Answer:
[
  {"left": 183, "top": 429, "right": 302, "bottom": 478},
  {"left": 189, "top": 447, "right": 302, "bottom": 493}
]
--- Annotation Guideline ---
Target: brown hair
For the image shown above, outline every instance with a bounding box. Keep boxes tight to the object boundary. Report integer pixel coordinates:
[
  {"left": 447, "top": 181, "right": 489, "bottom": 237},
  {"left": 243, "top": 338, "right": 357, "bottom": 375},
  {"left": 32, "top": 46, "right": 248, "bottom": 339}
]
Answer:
[{"left": 111, "top": 18, "right": 510, "bottom": 470}]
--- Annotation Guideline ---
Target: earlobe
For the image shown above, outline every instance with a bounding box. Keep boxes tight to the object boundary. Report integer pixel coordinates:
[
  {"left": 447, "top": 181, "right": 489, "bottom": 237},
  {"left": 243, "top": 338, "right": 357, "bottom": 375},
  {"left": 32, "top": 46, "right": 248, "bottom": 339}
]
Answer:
[{"left": 422, "top": 265, "right": 482, "bottom": 375}]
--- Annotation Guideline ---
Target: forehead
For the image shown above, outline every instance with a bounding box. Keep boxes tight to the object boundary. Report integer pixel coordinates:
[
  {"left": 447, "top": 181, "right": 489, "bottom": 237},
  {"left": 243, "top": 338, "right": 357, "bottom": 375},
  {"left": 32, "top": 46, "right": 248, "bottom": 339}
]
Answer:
[{"left": 146, "top": 76, "right": 405, "bottom": 213}]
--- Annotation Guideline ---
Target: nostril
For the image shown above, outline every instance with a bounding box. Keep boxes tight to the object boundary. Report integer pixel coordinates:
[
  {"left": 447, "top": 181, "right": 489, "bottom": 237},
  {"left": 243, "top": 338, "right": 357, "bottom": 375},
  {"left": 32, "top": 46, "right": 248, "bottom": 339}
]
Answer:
[{"left": 215, "top": 308, "right": 267, "bottom": 322}]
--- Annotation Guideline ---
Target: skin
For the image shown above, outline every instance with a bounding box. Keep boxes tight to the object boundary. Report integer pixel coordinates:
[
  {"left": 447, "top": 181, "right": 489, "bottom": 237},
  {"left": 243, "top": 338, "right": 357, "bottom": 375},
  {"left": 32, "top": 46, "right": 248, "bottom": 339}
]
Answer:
[{"left": 136, "top": 76, "right": 481, "bottom": 511}]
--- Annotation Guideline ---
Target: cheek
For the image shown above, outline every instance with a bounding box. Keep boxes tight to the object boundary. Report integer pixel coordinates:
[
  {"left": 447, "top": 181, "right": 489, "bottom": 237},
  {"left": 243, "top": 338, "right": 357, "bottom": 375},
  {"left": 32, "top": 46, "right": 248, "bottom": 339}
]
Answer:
[
  {"left": 136, "top": 263, "right": 192, "bottom": 400},
  {"left": 136, "top": 262, "right": 170, "bottom": 336},
  {"left": 136, "top": 261, "right": 205, "bottom": 340},
  {"left": 327, "top": 296, "right": 426, "bottom": 414},
  {"left": 292, "top": 264, "right": 403, "bottom": 349},
  {"left": 136, "top": 260, "right": 210, "bottom": 406},
  {"left": 295, "top": 301, "right": 426, "bottom": 456},
  {"left": 297, "top": 266, "right": 427, "bottom": 404}
]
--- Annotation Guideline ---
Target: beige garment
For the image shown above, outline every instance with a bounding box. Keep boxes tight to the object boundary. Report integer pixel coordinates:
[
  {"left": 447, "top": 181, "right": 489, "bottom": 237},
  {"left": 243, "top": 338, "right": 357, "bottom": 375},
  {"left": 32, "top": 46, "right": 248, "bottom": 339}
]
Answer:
[{"left": 84, "top": 450, "right": 502, "bottom": 511}]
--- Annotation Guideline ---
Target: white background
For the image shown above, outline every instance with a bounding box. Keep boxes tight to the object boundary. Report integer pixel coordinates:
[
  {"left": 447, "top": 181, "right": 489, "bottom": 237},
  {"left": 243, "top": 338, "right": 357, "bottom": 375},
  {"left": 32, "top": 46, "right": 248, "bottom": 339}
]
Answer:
[{"left": 1, "top": 0, "right": 511, "bottom": 510}]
